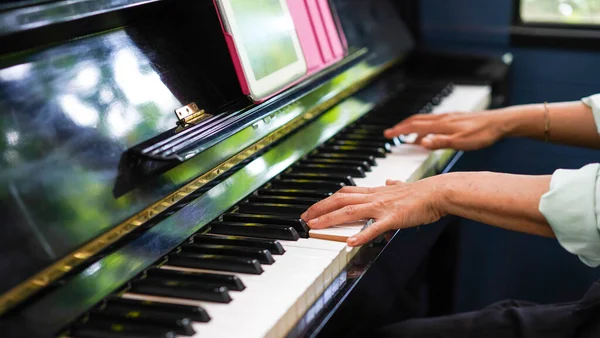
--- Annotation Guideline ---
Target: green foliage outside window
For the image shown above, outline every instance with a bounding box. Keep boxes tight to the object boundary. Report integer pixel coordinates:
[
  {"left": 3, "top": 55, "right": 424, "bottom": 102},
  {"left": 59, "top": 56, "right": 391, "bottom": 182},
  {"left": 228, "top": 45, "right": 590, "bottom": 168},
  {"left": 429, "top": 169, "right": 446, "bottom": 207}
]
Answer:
[{"left": 521, "top": 0, "right": 600, "bottom": 24}]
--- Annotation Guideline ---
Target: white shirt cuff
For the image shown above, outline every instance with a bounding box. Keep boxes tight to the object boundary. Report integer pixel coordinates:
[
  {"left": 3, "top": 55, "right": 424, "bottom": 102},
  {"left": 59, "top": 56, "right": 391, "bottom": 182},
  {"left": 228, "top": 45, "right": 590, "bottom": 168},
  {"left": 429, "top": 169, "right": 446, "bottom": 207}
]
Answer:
[
  {"left": 539, "top": 163, "right": 600, "bottom": 267},
  {"left": 581, "top": 94, "right": 600, "bottom": 135}
]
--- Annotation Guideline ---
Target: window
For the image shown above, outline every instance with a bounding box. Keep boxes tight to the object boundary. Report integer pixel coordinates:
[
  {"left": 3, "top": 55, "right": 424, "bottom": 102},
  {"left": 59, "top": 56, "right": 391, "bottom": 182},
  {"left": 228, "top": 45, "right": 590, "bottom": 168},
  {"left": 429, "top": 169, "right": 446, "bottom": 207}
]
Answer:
[
  {"left": 519, "top": 0, "right": 600, "bottom": 25},
  {"left": 512, "top": 0, "right": 600, "bottom": 49}
]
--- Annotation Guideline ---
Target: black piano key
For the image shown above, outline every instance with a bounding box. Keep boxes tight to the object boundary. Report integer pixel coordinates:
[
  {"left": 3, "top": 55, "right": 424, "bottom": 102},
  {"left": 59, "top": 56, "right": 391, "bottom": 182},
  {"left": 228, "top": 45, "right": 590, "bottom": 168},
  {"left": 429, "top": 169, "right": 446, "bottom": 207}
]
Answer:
[
  {"left": 132, "top": 278, "right": 232, "bottom": 303},
  {"left": 192, "top": 233, "right": 285, "bottom": 255},
  {"left": 421, "top": 103, "right": 435, "bottom": 113},
  {"left": 442, "top": 83, "right": 454, "bottom": 96},
  {"left": 270, "top": 179, "right": 345, "bottom": 191},
  {"left": 222, "top": 213, "right": 310, "bottom": 237},
  {"left": 180, "top": 243, "right": 275, "bottom": 265},
  {"left": 290, "top": 164, "right": 366, "bottom": 178},
  {"left": 319, "top": 145, "right": 387, "bottom": 158},
  {"left": 247, "top": 194, "right": 320, "bottom": 206},
  {"left": 308, "top": 152, "right": 377, "bottom": 166},
  {"left": 257, "top": 188, "right": 332, "bottom": 199},
  {"left": 107, "top": 298, "right": 210, "bottom": 322},
  {"left": 70, "top": 317, "right": 177, "bottom": 338},
  {"left": 329, "top": 140, "right": 392, "bottom": 153},
  {"left": 145, "top": 267, "right": 245, "bottom": 291},
  {"left": 168, "top": 252, "right": 264, "bottom": 275},
  {"left": 281, "top": 172, "right": 356, "bottom": 185},
  {"left": 299, "top": 158, "right": 371, "bottom": 172},
  {"left": 237, "top": 203, "right": 307, "bottom": 217},
  {"left": 209, "top": 221, "right": 300, "bottom": 241},
  {"left": 338, "top": 133, "right": 393, "bottom": 144},
  {"left": 90, "top": 309, "right": 195, "bottom": 336}
]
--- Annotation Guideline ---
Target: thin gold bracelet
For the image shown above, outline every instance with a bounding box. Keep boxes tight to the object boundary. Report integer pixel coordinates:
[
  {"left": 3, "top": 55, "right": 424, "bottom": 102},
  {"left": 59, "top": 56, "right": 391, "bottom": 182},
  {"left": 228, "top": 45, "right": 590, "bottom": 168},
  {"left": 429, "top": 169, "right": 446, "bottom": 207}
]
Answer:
[{"left": 543, "top": 101, "right": 550, "bottom": 142}]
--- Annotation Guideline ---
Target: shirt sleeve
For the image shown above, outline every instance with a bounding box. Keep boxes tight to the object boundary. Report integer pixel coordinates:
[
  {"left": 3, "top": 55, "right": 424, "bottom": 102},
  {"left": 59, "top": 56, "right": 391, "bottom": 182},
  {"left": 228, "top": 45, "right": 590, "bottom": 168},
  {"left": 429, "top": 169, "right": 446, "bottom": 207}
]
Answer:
[
  {"left": 538, "top": 94, "right": 600, "bottom": 267},
  {"left": 582, "top": 94, "right": 600, "bottom": 135},
  {"left": 539, "top": 164, "right": 600, "bottom": 267}
]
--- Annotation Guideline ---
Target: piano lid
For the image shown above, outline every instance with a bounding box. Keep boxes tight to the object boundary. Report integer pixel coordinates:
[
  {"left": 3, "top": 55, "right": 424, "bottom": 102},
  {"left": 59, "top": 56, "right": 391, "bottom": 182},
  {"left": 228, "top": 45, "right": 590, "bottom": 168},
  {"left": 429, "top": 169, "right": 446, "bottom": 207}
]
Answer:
[{"left": 0, "top": 0, "right": 414, "bottom": 315}]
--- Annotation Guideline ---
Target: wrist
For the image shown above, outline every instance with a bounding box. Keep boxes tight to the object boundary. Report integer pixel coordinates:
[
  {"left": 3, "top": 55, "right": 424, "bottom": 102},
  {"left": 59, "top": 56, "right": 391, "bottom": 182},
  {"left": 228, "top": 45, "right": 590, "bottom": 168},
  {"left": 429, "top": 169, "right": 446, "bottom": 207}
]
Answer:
[
  {"left": 428, "top": 173, "right": 459, "bottom": 217},
  {"left": 431, "top": 172, "right": 477, "bottom": 217},
  {"left": 499, "top": 104, "right": 545, "bottom": 138}
]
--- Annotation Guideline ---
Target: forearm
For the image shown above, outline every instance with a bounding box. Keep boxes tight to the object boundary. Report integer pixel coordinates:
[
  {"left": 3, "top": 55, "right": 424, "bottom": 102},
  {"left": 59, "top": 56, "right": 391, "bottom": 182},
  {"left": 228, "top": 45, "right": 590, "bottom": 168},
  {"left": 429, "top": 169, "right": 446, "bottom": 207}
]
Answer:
[
  {"left": 497, "top": 101, "right": 600, "bottom": 148},
  {"left": 437, "top": 172, "right": 554, "bottom": 237}
]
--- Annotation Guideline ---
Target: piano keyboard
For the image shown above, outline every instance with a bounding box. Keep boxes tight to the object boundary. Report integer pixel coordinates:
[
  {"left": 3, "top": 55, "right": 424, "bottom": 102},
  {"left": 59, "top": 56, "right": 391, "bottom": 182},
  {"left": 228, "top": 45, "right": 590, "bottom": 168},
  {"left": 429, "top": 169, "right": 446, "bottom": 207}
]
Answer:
[{"left": 66, "top": 84, "right": 491, "bottom": 338}]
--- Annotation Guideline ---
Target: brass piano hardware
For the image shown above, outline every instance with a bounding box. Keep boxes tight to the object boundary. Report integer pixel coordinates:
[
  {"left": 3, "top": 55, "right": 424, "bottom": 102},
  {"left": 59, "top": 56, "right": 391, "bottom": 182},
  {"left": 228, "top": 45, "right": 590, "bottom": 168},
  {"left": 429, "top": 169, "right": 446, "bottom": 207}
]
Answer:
[
  {"left": 0, "top": 55, "right": 397, "bottom": 316},
  {"left": 174, "top": 102, "right": 213, "bottom": 132}
]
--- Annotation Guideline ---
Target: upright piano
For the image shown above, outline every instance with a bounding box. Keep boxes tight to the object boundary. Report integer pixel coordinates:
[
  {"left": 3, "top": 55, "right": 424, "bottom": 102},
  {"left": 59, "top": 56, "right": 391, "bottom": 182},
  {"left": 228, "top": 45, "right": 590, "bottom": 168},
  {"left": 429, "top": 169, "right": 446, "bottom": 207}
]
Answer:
[{"left": 0, "top": 0, "right": 500, "bottom": 337}]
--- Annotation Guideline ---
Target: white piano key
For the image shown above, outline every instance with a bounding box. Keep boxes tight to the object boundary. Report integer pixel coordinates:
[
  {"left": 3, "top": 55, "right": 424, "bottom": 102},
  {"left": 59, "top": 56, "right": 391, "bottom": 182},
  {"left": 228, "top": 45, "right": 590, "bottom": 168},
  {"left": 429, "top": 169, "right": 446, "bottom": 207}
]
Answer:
[
  {"left": 353, "top": 144, "right": 431, "bottom": 187},
  {"left": 432, "top": 85, "right": 491, "bottom": 114},
  {"left": 309, "top": 222, "right": 365, "bottom": 241},
  {"left": 189, "top": 242, "right": 342, "bottom": 338}
]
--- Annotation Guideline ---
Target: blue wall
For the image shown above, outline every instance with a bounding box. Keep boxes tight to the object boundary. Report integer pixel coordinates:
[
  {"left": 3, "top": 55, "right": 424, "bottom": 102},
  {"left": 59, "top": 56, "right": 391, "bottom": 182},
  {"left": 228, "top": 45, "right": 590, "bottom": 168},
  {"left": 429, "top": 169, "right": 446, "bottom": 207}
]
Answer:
[{"left": 419, "top": 0, "right": 600, "bottom": 311}]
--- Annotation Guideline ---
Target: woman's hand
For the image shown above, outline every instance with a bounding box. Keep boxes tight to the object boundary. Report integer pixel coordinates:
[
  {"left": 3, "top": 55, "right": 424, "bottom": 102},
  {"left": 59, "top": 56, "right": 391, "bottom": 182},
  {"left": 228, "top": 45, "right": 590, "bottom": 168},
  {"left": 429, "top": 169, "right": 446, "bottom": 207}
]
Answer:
[
  {"left": 383, "top": 111, "right": 509, "bottom": 151},
  {"left": 302, "top": 172, "right": 554, "bottom": 247},
  {"left": 300, "top": 177, "right": 448, "bottom": 247}
]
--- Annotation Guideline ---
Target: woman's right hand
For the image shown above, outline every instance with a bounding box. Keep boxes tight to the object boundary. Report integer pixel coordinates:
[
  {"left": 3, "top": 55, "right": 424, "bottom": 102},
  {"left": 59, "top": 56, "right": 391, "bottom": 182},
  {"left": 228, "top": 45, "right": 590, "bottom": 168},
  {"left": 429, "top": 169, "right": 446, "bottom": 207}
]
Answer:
[{"left": 383, "top": 110, "right": 509, "bottom": 151}]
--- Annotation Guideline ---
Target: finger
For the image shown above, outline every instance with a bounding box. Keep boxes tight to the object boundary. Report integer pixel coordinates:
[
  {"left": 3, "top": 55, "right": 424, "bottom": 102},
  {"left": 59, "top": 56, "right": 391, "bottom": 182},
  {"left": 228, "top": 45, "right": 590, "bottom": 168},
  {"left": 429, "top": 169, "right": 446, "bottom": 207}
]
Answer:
[
  {"left": 412, "top": 134, "right": 426, "bottom": 145},
  {"left": 383, "top": 113, "right": 447, "bottom": 138},
  {"left": 385, "top": 179, "right": 403, "bottom": 186},
  {"left": 301, "top": 193, "right": 371, "bottom": 222},
  {"left": 384, "top": 120, "right": 452, "bottom": 139},
  {"left": 420, "top": 134, "right": 457, "bottom": 150},
  {"left": 306, "top": 203, "right": 375, "bottom": 229},
  {"left": 347, "top": 218, "right": 393, "bottom": 247},
  {"left": 336, "top": 185, "right": 398, "bottom": 194}
]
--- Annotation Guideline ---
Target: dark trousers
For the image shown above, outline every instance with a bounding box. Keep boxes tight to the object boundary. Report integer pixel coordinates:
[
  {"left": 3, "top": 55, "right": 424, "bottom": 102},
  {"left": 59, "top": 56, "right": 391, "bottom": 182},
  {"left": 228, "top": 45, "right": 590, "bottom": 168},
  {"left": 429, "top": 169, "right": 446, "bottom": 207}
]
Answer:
[{"left": 376, "top": 280, "right": 600, "bottom": 338}]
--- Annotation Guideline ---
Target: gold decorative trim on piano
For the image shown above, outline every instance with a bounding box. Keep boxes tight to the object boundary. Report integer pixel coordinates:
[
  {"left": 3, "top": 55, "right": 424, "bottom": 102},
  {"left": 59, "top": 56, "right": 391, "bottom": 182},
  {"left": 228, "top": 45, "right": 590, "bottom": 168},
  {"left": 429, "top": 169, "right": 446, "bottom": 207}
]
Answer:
[{"left": 0, "top": 55, "right": 399, "bottom": 315}]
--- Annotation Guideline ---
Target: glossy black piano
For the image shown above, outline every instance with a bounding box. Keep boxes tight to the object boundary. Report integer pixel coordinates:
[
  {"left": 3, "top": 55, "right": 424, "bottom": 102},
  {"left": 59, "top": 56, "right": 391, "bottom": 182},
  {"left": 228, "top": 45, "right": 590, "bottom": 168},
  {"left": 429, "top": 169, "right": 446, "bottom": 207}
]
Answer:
[{"left": 0, "top": 0, "right": 500, "bottom": 337}]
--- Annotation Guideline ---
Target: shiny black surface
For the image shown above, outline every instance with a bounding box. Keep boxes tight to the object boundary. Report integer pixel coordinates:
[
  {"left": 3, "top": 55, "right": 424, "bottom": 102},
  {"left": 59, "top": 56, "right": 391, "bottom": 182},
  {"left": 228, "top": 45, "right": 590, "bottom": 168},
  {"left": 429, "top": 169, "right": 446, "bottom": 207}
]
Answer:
[
  {"left": 0, "top": 0, "right": 246, "bottom": 297},
  {"left": 0, "top": 0, "right": 413, "bottom": 302}
]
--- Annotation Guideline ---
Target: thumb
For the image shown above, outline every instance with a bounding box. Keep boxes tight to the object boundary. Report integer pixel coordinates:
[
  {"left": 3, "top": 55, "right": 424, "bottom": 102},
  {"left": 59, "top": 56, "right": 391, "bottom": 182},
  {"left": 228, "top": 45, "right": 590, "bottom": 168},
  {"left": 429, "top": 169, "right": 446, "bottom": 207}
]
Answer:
[
  {"left": 347, "top": 219, "right": 390, "bottom": 247},
  {"left": 420, "top": 134, "right": 455, "bottom": 150}
]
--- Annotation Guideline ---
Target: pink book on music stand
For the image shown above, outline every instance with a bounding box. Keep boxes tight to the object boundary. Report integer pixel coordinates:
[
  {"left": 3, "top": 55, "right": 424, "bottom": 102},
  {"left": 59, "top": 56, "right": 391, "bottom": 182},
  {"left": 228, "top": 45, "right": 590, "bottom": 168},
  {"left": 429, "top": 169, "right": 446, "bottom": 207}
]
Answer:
[
  {"left": 305, "top": 0, "right": 334, "bottom": 64},
  {"left": 316, "top": 0, "right": 345, "bottom": 59},
  {"left": 288, "top": 0, "right": 324, "bottom": 73}
]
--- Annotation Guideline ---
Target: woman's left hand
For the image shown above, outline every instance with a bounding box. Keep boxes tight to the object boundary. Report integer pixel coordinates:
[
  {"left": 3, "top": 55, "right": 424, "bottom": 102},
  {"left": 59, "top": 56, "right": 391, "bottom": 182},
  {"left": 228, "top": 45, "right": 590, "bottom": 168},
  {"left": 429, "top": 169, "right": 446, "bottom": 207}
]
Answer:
[{"left": 300, "top": 177, "right": 448, "bottom": 247}]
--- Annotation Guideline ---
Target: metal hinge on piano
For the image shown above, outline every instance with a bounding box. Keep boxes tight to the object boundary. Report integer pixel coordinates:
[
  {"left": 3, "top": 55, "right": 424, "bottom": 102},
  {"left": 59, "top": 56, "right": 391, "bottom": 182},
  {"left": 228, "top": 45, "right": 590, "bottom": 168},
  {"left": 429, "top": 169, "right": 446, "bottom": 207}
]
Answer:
[{"left": 175, "top": 103, "right": 213, "bottom": 133}]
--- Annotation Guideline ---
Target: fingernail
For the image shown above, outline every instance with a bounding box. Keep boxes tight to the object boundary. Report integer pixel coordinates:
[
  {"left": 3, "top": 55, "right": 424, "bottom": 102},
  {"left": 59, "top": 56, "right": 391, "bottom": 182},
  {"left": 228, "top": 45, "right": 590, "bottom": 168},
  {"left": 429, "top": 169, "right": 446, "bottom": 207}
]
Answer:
[
  {"left": 301, "top": 212, "right": 307, "bottom": 219},
  {"left": 348, "top": 236, "right": 358, "bottom": 246},
  {"left": 308, "top": 218, "right": 319, "bottom": 226}
]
